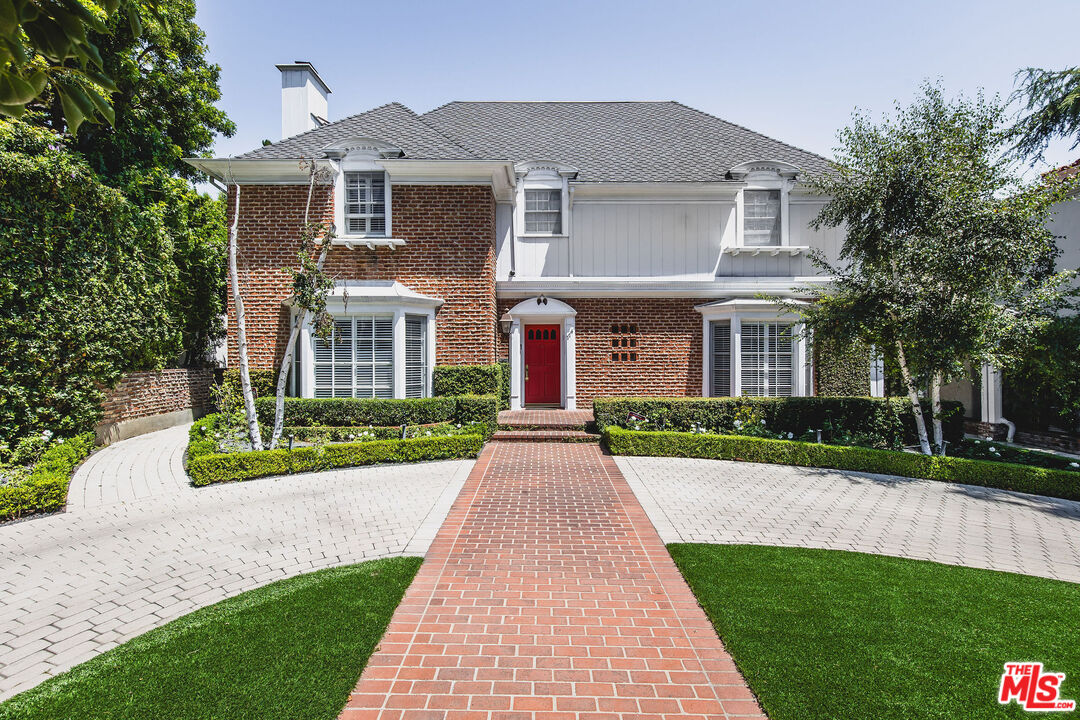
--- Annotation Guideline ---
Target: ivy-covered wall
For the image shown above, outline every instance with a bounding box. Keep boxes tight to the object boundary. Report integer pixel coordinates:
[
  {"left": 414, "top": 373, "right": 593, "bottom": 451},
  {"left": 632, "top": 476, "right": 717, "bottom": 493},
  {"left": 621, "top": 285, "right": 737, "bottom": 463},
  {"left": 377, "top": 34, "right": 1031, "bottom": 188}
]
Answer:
[{"left": 815, "top": 338, "right": 872, "bottom": 397}]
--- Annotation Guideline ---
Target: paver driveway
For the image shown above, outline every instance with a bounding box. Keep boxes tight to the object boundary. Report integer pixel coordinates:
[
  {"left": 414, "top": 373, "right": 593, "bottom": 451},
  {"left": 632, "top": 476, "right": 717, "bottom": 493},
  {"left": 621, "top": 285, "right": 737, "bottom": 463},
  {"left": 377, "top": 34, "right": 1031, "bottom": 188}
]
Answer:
[
  {"left": 617, "top": 455, "right": 1080, "bottom": 583},
  {"left": 340, "top": 442, "right": 765, "bottom": 720},
  {"left": 0, "top": 424, "right": 473, "bottom": 700}
]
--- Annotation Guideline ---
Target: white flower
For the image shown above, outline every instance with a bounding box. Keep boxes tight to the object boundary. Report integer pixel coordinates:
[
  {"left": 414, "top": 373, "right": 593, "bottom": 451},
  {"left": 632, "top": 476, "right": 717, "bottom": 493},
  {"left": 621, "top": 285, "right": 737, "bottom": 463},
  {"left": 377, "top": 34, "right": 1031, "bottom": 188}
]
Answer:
[
  {"left": 973, "top": 439, "right": 980, "bottom": 444},
  {"left": 787, "top": 432, "right": 794, "bottom": 439},
  {"left": 760, "top": 419, "right": 766, "bottom": 425},
  {"left": 1070, "top": 462, "right": 1078, "bottom": 468},
  {"left": 733, "top": 420, "right": 742, "bottom": 428},
  {"left": 42, "top": 430, "right": 53, "bottom": 439},
  {"left": 989, "top": 446, "right": 997, "bottom": 453},
  {"left": 985, "top": 436, "right": 993, "bottom": 441}
]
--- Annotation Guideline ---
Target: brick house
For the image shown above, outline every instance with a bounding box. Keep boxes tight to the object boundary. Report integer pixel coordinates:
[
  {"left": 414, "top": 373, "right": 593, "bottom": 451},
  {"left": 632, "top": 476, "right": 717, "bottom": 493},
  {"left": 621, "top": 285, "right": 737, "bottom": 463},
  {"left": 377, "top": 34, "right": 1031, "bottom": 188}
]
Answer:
[{"left": 188, "top": 62, "right": 880, "bottom": 411}]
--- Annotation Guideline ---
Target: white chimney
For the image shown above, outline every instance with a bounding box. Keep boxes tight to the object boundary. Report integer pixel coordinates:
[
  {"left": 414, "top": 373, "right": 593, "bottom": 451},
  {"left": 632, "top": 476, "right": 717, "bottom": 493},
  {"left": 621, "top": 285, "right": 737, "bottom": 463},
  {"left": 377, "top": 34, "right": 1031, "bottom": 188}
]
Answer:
[{"left": 276, "top": 61, "right": 331, "bottom": 139}]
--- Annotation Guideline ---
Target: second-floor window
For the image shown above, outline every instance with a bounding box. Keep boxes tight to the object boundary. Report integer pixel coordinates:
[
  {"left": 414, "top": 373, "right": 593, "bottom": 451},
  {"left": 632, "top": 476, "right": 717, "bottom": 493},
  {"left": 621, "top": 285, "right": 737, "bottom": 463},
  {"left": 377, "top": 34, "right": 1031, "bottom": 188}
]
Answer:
[
  {"left": 344, "top": 172, "right": 386, "bottom": 236},
  {"left": 743, "top": 189, "right": 781, "bottom": 246},
  {"left": 524, "top": 189, "right": 562, "bottom": 234}
]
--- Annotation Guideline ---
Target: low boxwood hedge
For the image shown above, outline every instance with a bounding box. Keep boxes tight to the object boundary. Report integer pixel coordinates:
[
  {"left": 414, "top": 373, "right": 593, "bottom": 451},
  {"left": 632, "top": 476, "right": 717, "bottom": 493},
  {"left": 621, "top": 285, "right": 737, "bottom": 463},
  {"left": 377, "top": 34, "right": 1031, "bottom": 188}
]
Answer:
[
  {"left": 0, "top": 433, "right": 95, "bottom": 520},
  {"left": 604, "top": 427, "right": 1080, "bottom": 502},
  {"left": 433, "top": 364, "right": 500, "bottom": 396},
  {"left": 187, "top": 434, "right": 484, "bottom": 486},
  {"left": 251, "top": 395, "right": 498, "bottom": 432},
  {"left": 593, "top": 396, "right": 964, "bottom": 448}
]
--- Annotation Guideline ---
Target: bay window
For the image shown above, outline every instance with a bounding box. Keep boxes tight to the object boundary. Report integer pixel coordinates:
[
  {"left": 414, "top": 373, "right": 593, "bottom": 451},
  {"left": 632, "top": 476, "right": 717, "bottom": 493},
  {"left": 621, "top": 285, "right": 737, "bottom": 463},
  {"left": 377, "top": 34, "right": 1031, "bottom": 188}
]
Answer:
[
  {"left": 298, "top": 282, "right": 441, "bottom": 400},
  {"left": 700, "top": 299, "right": 811, "bottom": 398}
]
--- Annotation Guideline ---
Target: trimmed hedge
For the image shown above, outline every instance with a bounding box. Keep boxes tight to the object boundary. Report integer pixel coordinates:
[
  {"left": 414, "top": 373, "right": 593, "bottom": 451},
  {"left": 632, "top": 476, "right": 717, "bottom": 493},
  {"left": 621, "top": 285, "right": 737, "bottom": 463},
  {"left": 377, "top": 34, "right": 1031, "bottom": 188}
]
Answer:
[
  {"left": 815, "top": 338, "right": 872, "bottom": 396},
  {"left": 0, "top": 433, "right": 95, "bottom": 520},
  {"left": 497, "top": 360, "right": 510, "bottom": 411},
  {"left": 252, "top": 395, "right": 497, "bottom": 431},
  {"left": 604, "top": 428, "right": 1080, "bottom": 502},
  {"left": 433, "top": 364, "right": 500, "bottom": 396},
  {"left": 592, "top": 396, "right": 964, "bottom": 448},
  {"left": 187, "top": 434, "right": 484, "bottom": 486}
]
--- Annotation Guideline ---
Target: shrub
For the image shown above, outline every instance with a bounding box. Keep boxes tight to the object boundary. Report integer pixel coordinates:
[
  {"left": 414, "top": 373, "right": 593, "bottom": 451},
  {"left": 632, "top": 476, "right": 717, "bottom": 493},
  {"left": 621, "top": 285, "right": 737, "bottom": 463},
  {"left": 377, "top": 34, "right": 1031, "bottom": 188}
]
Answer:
[
  {"left": 0, "top": 433, "right": 95, "bottom": 520},
  {"left": 0, "top": 121, "right": 180, "bottom": 448},
  {"left": 187, "top": 434, "right": 484, "bottom": 486},
  {"left": 252, "top": 395, "right": 498, "bottom": 434},
  {"left": 497, "top": 360, "right": 510, "bottom": 410},
  {"left": 815, "top": 338, "right": 872, "bottom": 396},
  {"left": 592, "top": 396, "right": 963, "bottom": 449},
  {"left": 433, "top": 364, "right": 501, "bottom": 397},
  {"left": 604, "top": 428, "right": 1080, "bottom": 502},
  {"left": 218, "top": 369, "right": 277, "bottom": 404}
]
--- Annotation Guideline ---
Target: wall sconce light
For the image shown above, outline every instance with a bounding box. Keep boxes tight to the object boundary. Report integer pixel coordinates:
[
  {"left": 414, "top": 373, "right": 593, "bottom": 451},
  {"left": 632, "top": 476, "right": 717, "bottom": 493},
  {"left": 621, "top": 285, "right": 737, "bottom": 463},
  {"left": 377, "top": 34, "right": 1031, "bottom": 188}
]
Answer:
[
  {"left": 499, "top": 312, "right": 513, "bottom": 334},
  {"left": 536, "top": 294, "right": 548, "bottom": 306}
]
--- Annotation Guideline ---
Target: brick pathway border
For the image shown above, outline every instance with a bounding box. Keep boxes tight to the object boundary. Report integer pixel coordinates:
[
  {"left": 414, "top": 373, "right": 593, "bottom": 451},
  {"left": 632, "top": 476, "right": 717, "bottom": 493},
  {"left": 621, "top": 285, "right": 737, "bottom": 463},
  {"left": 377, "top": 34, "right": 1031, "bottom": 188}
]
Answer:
[{"left": 341, "top": 442, "right": 764, "bottom": 719}]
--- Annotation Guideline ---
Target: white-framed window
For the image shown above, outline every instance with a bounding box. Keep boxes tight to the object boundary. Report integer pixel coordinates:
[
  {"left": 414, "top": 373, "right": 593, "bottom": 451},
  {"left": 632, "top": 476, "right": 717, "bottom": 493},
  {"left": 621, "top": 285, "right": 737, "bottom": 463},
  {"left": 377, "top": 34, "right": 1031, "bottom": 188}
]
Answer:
[
  {"left": 404, "top": 315, "right": 428, "bottom": 398},
  {"left": 524, "top": 189, "right": 562, "bottom": 234},
  {"left": 314, "top": 316, "right": 394, "bottom": 398},
  {"left": 742, "top": 189, "right": 781, "bottom": 246},
  {"left": 343, "top": 171, "right": 387, "bottom": 236},
  {"left": 700, "top": 300, "right": 811, "bottom": 398},
  {"left": 739, "top": 321, "right": 794, "bottom": 397},
  {"left": 710, "top": 320, "right": 732, "bottom": 397}
]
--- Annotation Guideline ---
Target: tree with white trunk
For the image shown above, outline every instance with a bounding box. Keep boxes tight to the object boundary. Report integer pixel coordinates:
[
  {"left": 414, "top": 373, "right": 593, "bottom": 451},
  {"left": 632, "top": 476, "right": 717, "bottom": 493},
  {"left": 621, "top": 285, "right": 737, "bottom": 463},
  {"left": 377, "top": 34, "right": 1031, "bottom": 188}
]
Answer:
[
  {"left": 226, "top": 158, "right": 337, "bottom": 451},
  {"left": 794, "top": 84, "right": 1076, "bottom": 455}
]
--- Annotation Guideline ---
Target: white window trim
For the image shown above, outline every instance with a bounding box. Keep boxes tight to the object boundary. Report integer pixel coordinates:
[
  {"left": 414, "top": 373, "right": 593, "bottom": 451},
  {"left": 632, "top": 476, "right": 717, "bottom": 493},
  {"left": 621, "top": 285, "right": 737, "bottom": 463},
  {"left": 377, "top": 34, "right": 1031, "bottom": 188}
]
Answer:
[
  {"left": 735, "top": 174, "right": 791, "bottom": 248},
  {"left": 295, "top": 282, "right": 441, "bottom": 400},
  {"left": 513, "top": 161, "right": 577, "bottom": 239},
  {"left": 697, "top": 299, "right": 812, "bottom": 398}
]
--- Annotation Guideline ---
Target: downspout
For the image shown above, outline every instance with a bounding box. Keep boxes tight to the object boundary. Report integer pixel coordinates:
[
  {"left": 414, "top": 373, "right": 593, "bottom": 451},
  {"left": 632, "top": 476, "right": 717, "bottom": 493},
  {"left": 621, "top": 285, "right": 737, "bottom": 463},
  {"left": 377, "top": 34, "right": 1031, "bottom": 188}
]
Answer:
[{"left": 508, "top": 169, "right": 518, "bottom": 278}]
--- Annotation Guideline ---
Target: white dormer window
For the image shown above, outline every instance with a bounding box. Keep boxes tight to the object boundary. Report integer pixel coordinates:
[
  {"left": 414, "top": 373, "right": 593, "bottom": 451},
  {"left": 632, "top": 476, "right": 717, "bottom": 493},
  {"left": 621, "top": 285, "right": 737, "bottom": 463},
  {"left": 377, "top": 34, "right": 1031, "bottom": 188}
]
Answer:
[
  {"left": 743, "top": 189, "right": 781, "bottom": 246},
  {"left": 730, "top": 160, "right": 800, "bottom": 249},
  {"left": 344, "top": 172, "right": 387, "bottom": 236},
  {"left": 514, "top": 160, "right": 577, "bottom": 239},
  {"left": 524, "top": 189, "right": 562, "bottom": 234}
]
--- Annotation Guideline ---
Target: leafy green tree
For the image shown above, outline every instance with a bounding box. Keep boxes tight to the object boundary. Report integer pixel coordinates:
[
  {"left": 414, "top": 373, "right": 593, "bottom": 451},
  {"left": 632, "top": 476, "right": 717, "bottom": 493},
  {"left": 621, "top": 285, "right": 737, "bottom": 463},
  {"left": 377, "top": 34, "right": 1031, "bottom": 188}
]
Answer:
[
  {"left": 123, "top": 168, "right": 225, "bottom": 362},
  {"left": 1010, "top": 67, "right": 1080, "bottom": 163},
  {"left": 0, "top": 119, "right": 179, "bottom": 446},
  {"left": 0, "top": 0, "right": 158, "bottom": 131},
  {"left": 796, "top": 85, "right": 1075, "bottom": 454},
  {"left": 20, "top": 0, "right": 234, "bottom": 180}
]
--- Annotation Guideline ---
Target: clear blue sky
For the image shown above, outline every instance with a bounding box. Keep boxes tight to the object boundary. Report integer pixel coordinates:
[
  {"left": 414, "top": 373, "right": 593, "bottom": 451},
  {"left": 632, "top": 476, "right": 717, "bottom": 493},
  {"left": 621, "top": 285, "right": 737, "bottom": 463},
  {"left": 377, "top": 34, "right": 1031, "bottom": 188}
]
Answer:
[{"left": 195, "top": 0, "right": 1080, "bottom": 174}]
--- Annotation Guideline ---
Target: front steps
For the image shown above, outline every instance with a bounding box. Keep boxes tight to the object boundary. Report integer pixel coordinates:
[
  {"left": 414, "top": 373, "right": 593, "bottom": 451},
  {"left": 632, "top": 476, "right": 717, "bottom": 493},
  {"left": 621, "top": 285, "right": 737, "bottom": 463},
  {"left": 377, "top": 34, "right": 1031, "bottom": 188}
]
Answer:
[
  {"left": 494, "top": 409, "right": 600, "bottom": 443},
  {"left": 491, "top": 429, "right": 600, "bottom": 443}
]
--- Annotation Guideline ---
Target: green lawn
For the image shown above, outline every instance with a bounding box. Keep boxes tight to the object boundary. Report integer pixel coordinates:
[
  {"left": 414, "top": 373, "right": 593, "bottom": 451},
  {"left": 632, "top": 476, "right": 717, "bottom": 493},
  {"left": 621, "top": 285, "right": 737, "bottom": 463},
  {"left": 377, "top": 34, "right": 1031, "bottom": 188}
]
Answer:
[
  {"left": 0, "top": 557, "right": 420, "bottom": 720},
  {"left": 670, "top": 544, "right": 1080, "bottom": 720}
]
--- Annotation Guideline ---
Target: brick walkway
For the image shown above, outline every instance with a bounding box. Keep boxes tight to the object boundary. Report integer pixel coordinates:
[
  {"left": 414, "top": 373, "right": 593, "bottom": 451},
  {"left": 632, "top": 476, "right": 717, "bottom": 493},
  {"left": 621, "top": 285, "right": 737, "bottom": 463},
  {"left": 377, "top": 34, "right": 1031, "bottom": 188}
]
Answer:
[{"left": 341, "top": 442, "right": 764, "bottom": 720}]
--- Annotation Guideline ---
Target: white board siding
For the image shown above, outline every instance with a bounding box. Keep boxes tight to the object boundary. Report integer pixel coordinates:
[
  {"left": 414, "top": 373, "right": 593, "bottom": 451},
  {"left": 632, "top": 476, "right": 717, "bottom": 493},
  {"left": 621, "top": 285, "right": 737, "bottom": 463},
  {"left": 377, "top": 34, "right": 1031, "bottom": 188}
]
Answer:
[
  {"left": 495, "top": 197, "right": 841, "bottom": 280},
  {"left": 570, "top": 202, "right": 730, "bottom": 278}
]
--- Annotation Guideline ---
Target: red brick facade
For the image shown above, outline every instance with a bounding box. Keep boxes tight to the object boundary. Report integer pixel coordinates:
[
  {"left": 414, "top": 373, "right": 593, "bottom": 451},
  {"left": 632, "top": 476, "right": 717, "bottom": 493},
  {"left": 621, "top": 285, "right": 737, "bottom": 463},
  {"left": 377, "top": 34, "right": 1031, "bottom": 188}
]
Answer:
[
  {"left": 99, "top": 368, "right": 216, "bottom": 426},
  {"left": 497, "top": 297, "right": 706, "bottom": 408},
  {"left": 227, "top": 183, "right": 496, "bottom": 370}
]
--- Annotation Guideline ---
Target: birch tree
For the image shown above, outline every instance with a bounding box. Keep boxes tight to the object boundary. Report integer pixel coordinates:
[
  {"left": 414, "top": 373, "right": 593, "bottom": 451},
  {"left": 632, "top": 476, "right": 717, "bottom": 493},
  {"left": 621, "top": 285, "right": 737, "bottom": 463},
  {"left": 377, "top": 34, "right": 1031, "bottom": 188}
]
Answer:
[
  {"left": 795, "top": 85, "right": 1076, "bottom": 454},
  {"left": 226, "top": 181, "right": 262, "bottom": 450},
  {"left": 268, "top": 159, "right": 336, "bottom": 448}
]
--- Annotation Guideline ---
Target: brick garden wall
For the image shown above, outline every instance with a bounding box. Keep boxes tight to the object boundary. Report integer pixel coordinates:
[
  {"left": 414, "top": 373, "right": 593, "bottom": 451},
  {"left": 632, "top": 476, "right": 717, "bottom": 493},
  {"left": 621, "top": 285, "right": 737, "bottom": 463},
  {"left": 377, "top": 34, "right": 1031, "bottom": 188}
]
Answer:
[
  {"left": 227, "top": 183, "right": 497, "bottom": 370},
  {"left": 99, "top": 368, "right": 217, "bottom": 426},
  {"left": 496, "top": 297, "right": 705, "bottom": 408}
]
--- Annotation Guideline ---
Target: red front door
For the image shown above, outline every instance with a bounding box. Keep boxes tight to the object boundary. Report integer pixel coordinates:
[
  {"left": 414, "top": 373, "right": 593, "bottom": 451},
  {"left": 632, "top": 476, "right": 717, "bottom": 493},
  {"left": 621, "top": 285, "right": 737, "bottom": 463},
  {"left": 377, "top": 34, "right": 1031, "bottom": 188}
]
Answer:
[{"left": 524, "top": 324, "right": 561, "bottom": 405}]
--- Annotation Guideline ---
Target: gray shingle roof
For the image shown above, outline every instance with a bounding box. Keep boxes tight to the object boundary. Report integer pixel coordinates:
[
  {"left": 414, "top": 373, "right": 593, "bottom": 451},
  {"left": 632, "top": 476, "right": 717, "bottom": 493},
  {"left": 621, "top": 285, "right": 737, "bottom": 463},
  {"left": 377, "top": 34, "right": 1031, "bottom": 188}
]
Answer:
[
  {"left": 237, "top": 102, "right": 475, "bottom": 160},
  {"left": 238, "top": 100, "right": 831, "bottom": 181},
  {"left": 421, "top": 101, "right": 830, "bottom": 181}
]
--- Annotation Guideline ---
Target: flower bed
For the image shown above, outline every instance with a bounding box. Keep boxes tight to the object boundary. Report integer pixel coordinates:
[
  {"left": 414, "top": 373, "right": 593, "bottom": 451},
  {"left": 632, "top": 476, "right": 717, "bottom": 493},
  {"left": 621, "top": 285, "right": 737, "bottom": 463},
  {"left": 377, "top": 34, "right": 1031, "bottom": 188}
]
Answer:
[
  {"left": 186, "top": 395, "right": 497, "bottom": 486},
  {"left": 603, "top": 427, "right": 1080, "bottom": 502},
  {"left": 0, "top": 433, "right": 95, "bottom": 520},
  {"left": 950, "top": 438, "right": 1080, "bottom": 473}
]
